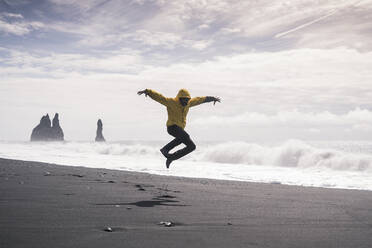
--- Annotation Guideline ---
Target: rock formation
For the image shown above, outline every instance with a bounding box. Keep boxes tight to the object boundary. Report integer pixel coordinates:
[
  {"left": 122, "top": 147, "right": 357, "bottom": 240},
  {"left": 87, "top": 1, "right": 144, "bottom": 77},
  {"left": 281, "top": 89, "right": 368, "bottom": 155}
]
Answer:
[
  {"left": 30, "top": 114, "right": 52, "bottom": 141},
  {"left": 95, "top": 119, "right": 105, "bottom": 142},
  {"left": 30, "top": 113, "right": 64, "bottom": 141},
  {"left": 51, "top": 113, "right": 64, "bottom": 141}
]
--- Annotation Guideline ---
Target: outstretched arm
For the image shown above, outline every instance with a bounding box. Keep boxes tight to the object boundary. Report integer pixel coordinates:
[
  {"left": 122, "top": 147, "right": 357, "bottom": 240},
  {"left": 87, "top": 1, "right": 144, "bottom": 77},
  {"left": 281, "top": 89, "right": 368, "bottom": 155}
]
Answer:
[
  {"left": 189, "top": 96, "right": 221, "bottom": 107},
  {"left": 137, "top": 89, "right": 169, "bottom": 106}
]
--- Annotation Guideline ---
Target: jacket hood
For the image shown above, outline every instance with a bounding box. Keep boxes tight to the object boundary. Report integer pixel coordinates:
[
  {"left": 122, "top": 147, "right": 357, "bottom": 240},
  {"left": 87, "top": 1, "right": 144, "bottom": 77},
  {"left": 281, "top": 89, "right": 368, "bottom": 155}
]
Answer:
[{"left": 176, "top": 89, "right": 191, "bottom": 100}]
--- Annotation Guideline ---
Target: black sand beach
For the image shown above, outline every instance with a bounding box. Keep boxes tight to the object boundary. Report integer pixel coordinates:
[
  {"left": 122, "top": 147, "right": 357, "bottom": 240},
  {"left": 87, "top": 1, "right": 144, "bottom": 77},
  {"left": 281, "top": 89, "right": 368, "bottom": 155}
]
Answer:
[{"left": 1, "top": 157, "right": 372, "bottom": 248}]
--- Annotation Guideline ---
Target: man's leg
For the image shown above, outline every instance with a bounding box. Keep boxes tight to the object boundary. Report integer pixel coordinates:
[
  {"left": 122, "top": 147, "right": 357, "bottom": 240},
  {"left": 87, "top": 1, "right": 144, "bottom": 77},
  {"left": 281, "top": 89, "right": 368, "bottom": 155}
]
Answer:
[
  {"left": 160, "top": 126, "right": 183, "bottom": 158},
  {"left": 167, "top": 125, "right": 196, "bottom": 161},
  {"left": 161, "top": 138, "right": 182, "bottom": 157}
]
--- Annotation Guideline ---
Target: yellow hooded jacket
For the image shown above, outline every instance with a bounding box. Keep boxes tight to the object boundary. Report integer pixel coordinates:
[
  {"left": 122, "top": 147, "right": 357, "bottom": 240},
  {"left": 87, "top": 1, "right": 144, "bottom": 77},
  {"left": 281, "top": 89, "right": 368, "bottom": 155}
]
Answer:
[{"left": 146, "top": 89, "right": 206, "bottom": 129}]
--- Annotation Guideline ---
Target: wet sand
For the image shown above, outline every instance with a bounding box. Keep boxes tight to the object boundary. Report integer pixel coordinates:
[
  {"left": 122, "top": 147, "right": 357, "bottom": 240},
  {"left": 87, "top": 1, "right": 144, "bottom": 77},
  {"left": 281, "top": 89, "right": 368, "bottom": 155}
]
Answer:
[{"left": 1, "top": 157, "right": 372, "bottom": 248}]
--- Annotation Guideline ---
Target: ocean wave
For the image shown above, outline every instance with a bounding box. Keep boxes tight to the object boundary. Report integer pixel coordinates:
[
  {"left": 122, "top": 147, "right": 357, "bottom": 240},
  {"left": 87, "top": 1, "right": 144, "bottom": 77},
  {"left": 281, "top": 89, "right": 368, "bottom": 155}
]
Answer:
[
  {"left": 76, "top": 140, "right": 372, "bottom": 172},
  {"left": 94, "top": 143, "right": 159, "bottom": 156},
  {"left": 1, "top": 140, "right": 372, "bottom": 190},
  {"left": 1, "top": 140, "right": 372, "bottom": 172},
  {"left": 195, "top": 140, "right": 372, "bottom": 171}
]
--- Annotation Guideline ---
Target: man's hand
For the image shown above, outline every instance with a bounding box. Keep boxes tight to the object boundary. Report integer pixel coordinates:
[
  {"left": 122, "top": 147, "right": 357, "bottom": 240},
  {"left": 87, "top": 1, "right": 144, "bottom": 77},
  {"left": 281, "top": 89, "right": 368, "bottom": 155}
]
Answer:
[
  {"left": 205, "top": 96, "right": 221, "bottom": 105},
  {"left": 212, "top": 96, "right": 221, "bottom": 105},
  {"left": 137, "top": 89, "right": 148, "bottom": 97}
]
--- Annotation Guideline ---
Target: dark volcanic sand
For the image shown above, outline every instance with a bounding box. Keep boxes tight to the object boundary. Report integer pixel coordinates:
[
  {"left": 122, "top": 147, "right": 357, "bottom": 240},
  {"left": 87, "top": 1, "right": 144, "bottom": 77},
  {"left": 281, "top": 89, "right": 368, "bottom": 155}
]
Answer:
[{"left": 1, "top": 158, "right": 372, "bottom": 248}]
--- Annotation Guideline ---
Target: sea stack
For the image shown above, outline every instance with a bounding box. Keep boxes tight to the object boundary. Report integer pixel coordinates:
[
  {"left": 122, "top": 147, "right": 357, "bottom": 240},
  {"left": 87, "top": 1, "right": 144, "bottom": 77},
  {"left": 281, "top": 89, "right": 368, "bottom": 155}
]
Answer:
[
  {"left": 51, "top": 113, "right": 64, "bottom": 141},
  {"left": 95, "top": 119, "right": 105, "bottom": 142},
  {"left": 30, "top": 113, "right": 64, "bottom": 141},
  {"left": 30, "top": 114, "right": 52, "bottom": 141}
]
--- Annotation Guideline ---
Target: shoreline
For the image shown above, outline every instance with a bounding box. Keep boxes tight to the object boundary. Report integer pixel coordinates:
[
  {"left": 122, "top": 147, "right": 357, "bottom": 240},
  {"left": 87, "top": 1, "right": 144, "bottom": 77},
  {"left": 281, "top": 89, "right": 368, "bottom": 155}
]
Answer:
[
  {"left": 1, "top": 155, "right": 370, "bottom": 192},
  {"left": 1, "top": 140, "right": 372, "bottom": 191},
  {"left": 1, "top": 157, "right": 372, "bottom": 248}
]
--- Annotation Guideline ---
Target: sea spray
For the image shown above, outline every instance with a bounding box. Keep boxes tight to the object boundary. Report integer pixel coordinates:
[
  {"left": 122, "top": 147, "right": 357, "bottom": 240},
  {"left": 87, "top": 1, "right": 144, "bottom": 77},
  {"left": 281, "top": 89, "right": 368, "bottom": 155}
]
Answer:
[
  {"left": 194, "top": 140, "right": 372, "bottom": 171},
  {"left": 1, "top": 140, "right": 372, "bottom": 190}
]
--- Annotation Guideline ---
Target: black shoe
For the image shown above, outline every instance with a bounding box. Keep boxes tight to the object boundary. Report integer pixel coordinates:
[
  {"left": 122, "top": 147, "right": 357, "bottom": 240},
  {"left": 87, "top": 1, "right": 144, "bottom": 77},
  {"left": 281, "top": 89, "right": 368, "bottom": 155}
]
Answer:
[
  {"left": 166, "top": 158, "right": 173, "bottom": 169},
  {"left": 160, "top": 148, "right": 169, "bottom": 158}
]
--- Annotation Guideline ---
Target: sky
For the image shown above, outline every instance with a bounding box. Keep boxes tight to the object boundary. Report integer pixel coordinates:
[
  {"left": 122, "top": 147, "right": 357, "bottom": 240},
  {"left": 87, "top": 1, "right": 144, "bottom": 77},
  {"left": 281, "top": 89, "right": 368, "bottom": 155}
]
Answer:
[{"left": 1, "top": 0, "right": 372, "bottom": 142}]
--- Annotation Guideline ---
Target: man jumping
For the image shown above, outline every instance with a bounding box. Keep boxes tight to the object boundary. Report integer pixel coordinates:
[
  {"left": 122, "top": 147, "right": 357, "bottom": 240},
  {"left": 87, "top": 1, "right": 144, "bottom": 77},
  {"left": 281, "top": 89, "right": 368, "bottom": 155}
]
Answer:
[{"left": 138, "top": 89, "right": 221, "bottom": 169}]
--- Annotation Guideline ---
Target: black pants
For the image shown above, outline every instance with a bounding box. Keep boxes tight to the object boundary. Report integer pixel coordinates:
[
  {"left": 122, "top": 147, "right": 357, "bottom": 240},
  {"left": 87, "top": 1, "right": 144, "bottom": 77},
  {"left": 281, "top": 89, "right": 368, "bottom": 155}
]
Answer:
[{"left": 162, "top": 125, "right": 196, "bottom": 160}]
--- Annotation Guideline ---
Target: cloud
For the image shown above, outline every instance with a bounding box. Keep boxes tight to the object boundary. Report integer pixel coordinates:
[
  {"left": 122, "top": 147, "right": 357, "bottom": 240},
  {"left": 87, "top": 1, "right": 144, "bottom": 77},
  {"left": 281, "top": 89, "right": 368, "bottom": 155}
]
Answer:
[
  {"left": 1, "top": 0, "right": 372, "bottom": 141},
  {"left": 17, "top": 0, "right": 368, "bottom": 55},
  {"left": 0, "top": 48, "right": 145, "bottom": 77},
  {"left": 192, "top": 108, "right": 372, "bottom": 129},
  {"left": 128, "top": 30, "right": 182, "bottom": 48},
  {"left": 46, "top": 0, "right": 215, "bottom": 51},
  {"left": 76, "top": 29, "right": 214, "bottom": 52},
  {"left": 190, "top": 39, "right": 213, "bottom": 50},
  {"left": 198, "top": 23, "right": 209, "bottom": 30},
  {"left": 48, "top": 0, "right": 104, "bottom": 11},
  {"left": 0, "top": 12, "right": 44, "bottom": 36},
  {"left": 3, "top": 45, "right": 370, "bottom": 80},
  {"left": 2, "top": 47, "right": 372, "bottom": 111},
  {"left": 1, "top": 13, "right": 23, "bottom": 19}
]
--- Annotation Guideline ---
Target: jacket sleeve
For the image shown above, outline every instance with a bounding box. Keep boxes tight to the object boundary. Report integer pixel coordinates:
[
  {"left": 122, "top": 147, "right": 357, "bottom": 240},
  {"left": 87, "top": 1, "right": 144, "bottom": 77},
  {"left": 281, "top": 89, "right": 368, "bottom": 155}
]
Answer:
[
  {"left": 146, "top": 89, "right": 169, "bottom": 106},
  {"left": 189, "top": 96, "right": 207, "bottom": 107}
]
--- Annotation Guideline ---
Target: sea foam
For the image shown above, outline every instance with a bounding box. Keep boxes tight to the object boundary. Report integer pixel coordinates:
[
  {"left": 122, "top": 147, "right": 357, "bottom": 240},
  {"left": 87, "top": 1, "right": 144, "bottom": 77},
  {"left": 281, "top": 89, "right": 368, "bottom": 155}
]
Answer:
[
  {"left": 195, "top": 140, "right": 372, "bottom": 171},
  {"left": 0, "top": 140, "right": 372, "bottom": 190}
]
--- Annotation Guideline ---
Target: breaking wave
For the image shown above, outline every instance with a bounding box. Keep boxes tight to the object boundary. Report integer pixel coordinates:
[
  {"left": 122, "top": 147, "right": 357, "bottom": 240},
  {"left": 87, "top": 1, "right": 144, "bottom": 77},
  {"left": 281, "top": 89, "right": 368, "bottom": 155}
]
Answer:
[
  {"left": 15, "top": 140, "right": 371, "bottom": 172},
  {"left": 195, "top": 140, "right": 372, "bottom": 172},
  {"left": 72, "top": 140, "right": 372, "bottom": 172},
  {"left": 1, "top": 140, "right": 372, "bottom": 190},
  {"left": 94, "top": 143, "right": 159, "bottom": 157}
]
